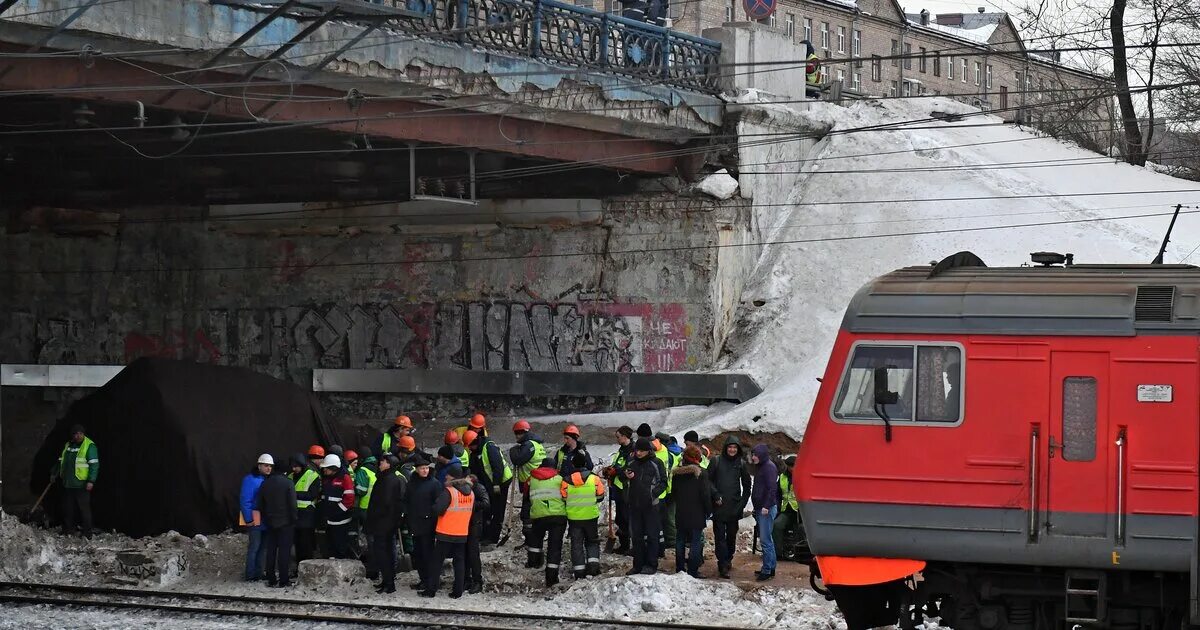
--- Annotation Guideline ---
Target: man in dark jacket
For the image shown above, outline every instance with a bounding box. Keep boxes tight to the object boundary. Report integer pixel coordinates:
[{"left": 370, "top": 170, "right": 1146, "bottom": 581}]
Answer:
[
  {"left": 774, "top": 454, "right": 803, "bottom": 561},
  {"left": 366, "top": 454, "right": 405, "bottom": 593},
  {"left": 404, "top": 456, "right": 440, "bottom": 591},
  {"left": 290, "top": 452, "right": 322, "bottom": 563},
  {"left": 466, "top": 429, "right": 511, "bottom": 546},
  {"left": 555, "top": 425, "right": 593, "bottom": 477},
  {"left": 671, "top": 445, "right": 711, "bottom": 578},
  {"left": 435, "top": 445, "right": 464, "bottom": 484},
  {"left": 750, "top": 444, "right": 779, "bottom": 581},
  {"left": 708, "top": 436, "right": 751, "bottom": 578},
  {"left": 320, "top": 454, "right": 355, "bottom": 559},
  {"left": 604, "top": 426, "right": 634, "bottom": 554},
  {"left": 465, "top": 473, "right": 492, "bottom": 593},
  {"left": 510, "top": 421, "right": 546, "bottom": 547},
  {"left": 255, "top": 459, "right": 297, "bottom": 588},
  {"left": 620, "top": 437, "right": 666, "bottom": 575}
]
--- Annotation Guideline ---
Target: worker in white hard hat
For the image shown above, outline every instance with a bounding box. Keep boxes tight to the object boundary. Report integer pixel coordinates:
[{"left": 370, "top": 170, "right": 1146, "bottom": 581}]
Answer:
[
  {"left": 320, "top": 454, "right": 355, "bottom": 559},
  {"left": 239, "top": 453, "right": 273, "bottom": 581}
]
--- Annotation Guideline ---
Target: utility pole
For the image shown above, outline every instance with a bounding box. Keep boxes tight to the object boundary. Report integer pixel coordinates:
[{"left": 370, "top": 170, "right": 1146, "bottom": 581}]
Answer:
[{"left": 1152, "top": 203, "right": 1183, "bottom": 264}]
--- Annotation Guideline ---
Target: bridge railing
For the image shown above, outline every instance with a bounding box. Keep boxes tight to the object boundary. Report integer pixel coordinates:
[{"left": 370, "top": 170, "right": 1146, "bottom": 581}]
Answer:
[{"left": 393, "top": 0, "right": 722, "bottom": 92}]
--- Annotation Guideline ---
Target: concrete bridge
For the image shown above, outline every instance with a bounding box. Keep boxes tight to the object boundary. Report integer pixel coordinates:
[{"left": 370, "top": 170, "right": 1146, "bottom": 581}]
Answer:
[{"left": 0, "top": 0, "right": 725, "bottom": 206}]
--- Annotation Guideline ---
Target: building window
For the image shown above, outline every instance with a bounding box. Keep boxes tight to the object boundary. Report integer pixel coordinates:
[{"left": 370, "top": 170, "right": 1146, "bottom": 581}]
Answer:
[
  {"left": 962, "top": 58, "right": 968, "bottom": 83},
  {"left": 837, "top": 26, "right": 846, "bottom": 53},
  {"left": 871, "top": 55, "right": 882, "bottom": 81},
  {"left": 947, "top": 56, "right": 954, "bottom": 80},
  {"left": 891, "top": 39, "right": 898, "bottom": 66},
  {"left": 918, "top": 47, "right": 927, "bottom": 73},
  {"left": 1000, "top": 85, "right": 1008, "bottom": 109},
  {"left": 832, "top": 343, "right": 963, "bottom": 424},
  {"left": 853, "top": 30, "right": 862, "bottom": 67},
  {"left": 903, "top": 80, "right": 912, "bottom": 96},
  {"left": 852, "top": 72, "right": 861, "bottom": 91},
  {"left": 932, "top": 51, "right": 940, "bottom": 77},
  {"left": 804, "top": 18, "right": 812, "bottom": 43},
  {"left": 769, "top": 12, "right": 776, "bottom": 27},
  {"left": 724, "top": 0, "right": 733, "bottom": 22},
  {"left": 1062, "top": 377, "right": 1097, "bottom": 462},
  {"left": 1038, "top": 77, "right": 1045, "bottom": 100},
  {"left": 821, "top": 22, "right": 829, "bottom": 50},
  {"left": 986, "top": 64, "right": 993, "bottom": 88},
  {"left": 974, "top": 61, "right": 981, "bottom": 86},
  {"left": 785, "top": 13, "right": 795, "bottom": 38},
  {"left": 890, "top": 80, "right": 898, "bottom": 96},
  {"left": 903, "top": 43, "right": 912, "bottom": 69},
  {"left": 836, "top": 69, "right": 845, "bottom": 87}
]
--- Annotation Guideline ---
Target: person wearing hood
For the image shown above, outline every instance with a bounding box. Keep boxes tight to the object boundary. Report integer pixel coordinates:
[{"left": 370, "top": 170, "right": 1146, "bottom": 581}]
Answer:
[
  {"left": 708, "top": 436, "right": 751, "bottom": 578},
  {"left": 604, "top": 426, "right": 635, "bottom": 555},
  {"left": 465, "top": 470, "right": 492, "bottom": 594},
  {"left": 366, "top": 454, "right": 405, "bottom": 594},
  {"left": 554, "top": 425, "right": 593, "bottom": 477},
  {"left": 671, "top": 446, "right": 711, "bottom": 578},
  {"left": 239, "top": 454, "right": 271, "bottom": 581},
  {"left": 561, "top": 450, "right": 606, "bottom": 579},
  {"left": 255, "top": 454, "right": 297, "bottom": 588},
  {"left": 750, "top": 444, "right": 779, "bottom": 581},
  {"left": 435, "top": 445, "right": 464, "bottom": 484},
  {"left": 653, "top": 432, "right": 679, "bottom": 552},
  {"left": 466, "top": 427, "right": 513, "bottom": 546},
  {"left": 510, "top": 420, "right": 546, "bottom": 547},
  {"left": 404, "top": 455, "right": 440, "bottom": 591},
  {"left": 320, "top": 454, "right": 355, "bottom": 559},
  {"left": 774, "top": 454, "right": 803, "bottom": 562},
  {"left": 291, "top": 449, "right": 324, "bottom": 563},
  {"left": 526, "top": 456, "right": 567, "bottom": 586},
  {"left": 620, "top": 437, "right": 667, "bottom": 575},
  {"left": 422, "top": 469, "right": 476, "bottom": 598}
]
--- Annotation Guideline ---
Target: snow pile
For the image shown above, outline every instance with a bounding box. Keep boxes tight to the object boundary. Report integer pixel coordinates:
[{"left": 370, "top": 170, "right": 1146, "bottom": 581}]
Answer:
[{"left": 696, "top": 169, "right": 740, "bottom": 200}]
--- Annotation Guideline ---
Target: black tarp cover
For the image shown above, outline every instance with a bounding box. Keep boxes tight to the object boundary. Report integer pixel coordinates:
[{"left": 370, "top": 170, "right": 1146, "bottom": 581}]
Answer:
[{"left": 31, "top": 358, "right": 339, "bottom": 537}]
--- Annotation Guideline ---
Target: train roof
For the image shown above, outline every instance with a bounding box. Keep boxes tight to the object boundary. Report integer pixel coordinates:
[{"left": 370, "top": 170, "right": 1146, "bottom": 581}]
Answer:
[{"left": 843, "top": 259, "right": 1200, "bottom": 336}]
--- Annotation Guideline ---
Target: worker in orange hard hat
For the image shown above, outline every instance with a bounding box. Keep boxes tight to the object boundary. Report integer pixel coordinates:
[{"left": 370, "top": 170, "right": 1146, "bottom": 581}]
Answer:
[
  {"left": 445, "top": 429, "right": 469, "bottom": 469},
  {"left": 555, "top": 424, "right": 593, "bottom": 477},
  {"left": 510, "top": 420, "right": 546, "bottom": 548},
  {"left": 465, "top": 428, "right": 513, "bottom": 547},
  {"left": 469, "top": 414, "right": 486, "bottom": 431},
  {"left": 380, "top": 415, "right": 414, "bottom": 457}
]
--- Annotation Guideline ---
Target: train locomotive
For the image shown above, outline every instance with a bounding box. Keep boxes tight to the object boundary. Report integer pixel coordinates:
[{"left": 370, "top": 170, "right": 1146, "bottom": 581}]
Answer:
[{"left": 795, "top": 252, "right": 1200, "bottom": 629}]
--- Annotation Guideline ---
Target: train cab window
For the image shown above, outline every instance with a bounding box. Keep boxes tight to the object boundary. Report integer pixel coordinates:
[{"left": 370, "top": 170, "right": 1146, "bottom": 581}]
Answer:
[
  {"left": 1062, "top": 377, "right": 1097, "bottom": 462},
  {"left": 833, "top": 343, "right": 963, "bottom": 425}
]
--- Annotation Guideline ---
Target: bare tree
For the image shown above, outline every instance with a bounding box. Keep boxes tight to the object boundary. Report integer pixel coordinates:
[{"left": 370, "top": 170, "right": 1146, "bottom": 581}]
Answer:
[{"left": 1112, "top": 0, "right": 1148, "bottom": 164}]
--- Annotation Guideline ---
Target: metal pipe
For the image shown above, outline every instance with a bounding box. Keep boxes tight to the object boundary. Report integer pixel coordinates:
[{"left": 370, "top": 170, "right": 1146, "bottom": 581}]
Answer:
[
  {"left": 1029, "top": 425, "right": 1039, "bottom": 542},
  {"left": 1116, "top": 428, "right": 1127, "bottom": 544}
]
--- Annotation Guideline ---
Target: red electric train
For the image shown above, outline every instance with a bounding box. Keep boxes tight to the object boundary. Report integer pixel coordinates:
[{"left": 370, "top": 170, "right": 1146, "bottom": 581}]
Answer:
[{"left": 795, "top": 252, "right": 1200, "bottom": 629}]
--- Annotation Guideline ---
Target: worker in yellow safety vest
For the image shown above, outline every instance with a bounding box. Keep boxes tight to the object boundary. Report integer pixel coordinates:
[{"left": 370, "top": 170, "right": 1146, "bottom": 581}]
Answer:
[
  {"left": 561, "top": 451, "right": 606, "bottom": 579},
  {"left": 510, "top": 420, "right": 546, "bottom": 547}
]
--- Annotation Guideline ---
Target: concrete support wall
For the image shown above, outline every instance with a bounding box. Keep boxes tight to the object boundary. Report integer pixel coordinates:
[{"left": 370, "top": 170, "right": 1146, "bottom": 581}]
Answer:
[{"left": 703, "top": 22, "right": 810, "bottom": 102}]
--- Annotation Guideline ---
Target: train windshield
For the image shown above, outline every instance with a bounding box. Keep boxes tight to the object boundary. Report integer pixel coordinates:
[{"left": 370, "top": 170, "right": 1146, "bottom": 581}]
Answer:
[{"left": 833, "top": 343, "right": 962, "bottom": 424}]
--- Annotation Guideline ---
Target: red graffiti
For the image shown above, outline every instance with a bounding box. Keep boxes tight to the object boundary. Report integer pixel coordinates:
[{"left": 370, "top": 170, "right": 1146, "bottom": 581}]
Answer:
[
  {"left": 276, "top": 241, "right": 314, "bottom": 283},
  {"left": 580, "top": 302, "right": 688, "bottom": 373},
  {"left": 124, "top": 329, "right": 223, "bottom": 364},
  {"left": 401, "top": 303, "right": 436, "bottom": 368}
]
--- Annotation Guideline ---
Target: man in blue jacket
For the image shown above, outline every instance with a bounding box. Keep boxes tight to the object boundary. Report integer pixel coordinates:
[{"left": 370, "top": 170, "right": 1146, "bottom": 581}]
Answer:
[
  {"left": 750, "top": 444, "right": 779, "bottom": 581},
  {"left": 239, "top": 454, "right": 273, "bottom": 581}
]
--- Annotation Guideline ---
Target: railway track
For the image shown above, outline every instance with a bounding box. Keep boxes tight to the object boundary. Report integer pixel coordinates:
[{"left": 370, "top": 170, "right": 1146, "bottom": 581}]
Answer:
[{"left": 0, "top": 581, "right": 747, "bottom": 629}]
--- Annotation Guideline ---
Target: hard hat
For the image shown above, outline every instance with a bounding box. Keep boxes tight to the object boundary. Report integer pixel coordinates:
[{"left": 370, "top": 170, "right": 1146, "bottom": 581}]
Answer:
[
  {"left": 463, "top": 430, "right": 478, "bottom": 447},
  {"left": 394, "top": 415, "right": 413, "bottom": 429},
  {"left": 398, "top": 436, "right": 416, "bottom": 451},
  {"left": 321, "top": 454, "right": 341, "bottom": 469},
  {"left": 563, "top": 424, "right": 580, "bottom": 438},
  {"left": 444, "top": 429, "right": 460, "bottom": 445},
  {"left": 469, "top": 414, "right": 486, "bottom": 429},
  {"left": 344, "top": 450, "right": 359, "bottom": 463},
  {"left": 257, "top": 453, "right": 275, "bottom": 466},
  {"left": 307, "top": 445, "right": 325, "bottom": 458},
  {"left": 513, "top": 419, "right": 531, "bottom": 433}
]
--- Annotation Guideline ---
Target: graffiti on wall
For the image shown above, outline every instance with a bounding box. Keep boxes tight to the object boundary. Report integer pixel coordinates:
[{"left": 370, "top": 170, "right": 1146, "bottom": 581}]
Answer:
[{"left": 20, "top": 300, "right": 693, "bottom": 378}]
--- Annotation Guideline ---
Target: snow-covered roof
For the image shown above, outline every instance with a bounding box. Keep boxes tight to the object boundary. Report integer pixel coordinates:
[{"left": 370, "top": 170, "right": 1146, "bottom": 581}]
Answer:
[{"left": 907, "top": 18, "right": 995, "bottom": 46}]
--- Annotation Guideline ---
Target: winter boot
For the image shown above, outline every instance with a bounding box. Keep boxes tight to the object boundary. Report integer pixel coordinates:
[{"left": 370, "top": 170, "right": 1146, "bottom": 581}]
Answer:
[
  {"left": 469, "top": 580, "right": 483, "bottom": 594},
  {"left": 586, "top": 561, "right": 601, "bottom": 577},
  {"left": 573, "top": 568, "right": 587, "bottom": 580},
  {"left": 718, "top": 563, "right": 731, "bottom": 579},
  {"left": 526, "top": 549, "right": 544, "bottom": 569},
  {"left": 625, "top": 566, "right": 642, "bottom": 576},
  {"left": 545, "top": 567, "right": 560, "bottom": 587}
]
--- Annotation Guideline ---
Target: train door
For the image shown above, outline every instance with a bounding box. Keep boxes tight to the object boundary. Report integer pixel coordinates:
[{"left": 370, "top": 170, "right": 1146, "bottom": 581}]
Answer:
[{"left": 1046, "top": 351, "right": 1111, "bottom": 537}]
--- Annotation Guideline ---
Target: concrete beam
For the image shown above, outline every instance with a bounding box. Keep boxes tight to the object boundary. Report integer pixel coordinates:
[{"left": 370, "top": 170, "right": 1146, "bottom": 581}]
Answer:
[{"left": 0, "top": 51, "right": 689, "bottom": 174}]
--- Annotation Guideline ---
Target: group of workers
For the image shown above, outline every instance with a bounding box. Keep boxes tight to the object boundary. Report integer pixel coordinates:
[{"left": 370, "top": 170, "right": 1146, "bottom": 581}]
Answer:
[{"left": 233, "top": 414, "right": 801, "bottom": 596}]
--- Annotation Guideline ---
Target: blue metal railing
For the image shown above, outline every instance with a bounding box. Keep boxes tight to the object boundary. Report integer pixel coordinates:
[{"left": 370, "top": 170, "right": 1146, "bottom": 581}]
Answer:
[{"left": 393, "top": 0, "right": 722, "bottom": 92}]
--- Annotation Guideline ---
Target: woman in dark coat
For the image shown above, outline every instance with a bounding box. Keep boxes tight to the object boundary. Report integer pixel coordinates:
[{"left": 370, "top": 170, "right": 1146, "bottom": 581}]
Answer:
[
  {"left": 365, "top": 454, "right": 405, "bottom": 593},
  {"left": 671, "top": 445, "right": 712, "bottom": 577}
]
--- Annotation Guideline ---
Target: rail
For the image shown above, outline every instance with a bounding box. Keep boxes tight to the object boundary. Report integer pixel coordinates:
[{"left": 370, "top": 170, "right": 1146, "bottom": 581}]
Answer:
[{"left": 377, "top": 0, "right": 723, "bottom": 92}]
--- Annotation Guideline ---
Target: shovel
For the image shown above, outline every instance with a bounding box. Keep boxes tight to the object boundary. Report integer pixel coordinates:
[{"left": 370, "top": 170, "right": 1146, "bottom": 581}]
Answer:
[
  {"left": 604, "top": 492, "right": 617, "bottom": 553},
  {"left": 22, "top": 481, "right": 53, "bottom": 525}
]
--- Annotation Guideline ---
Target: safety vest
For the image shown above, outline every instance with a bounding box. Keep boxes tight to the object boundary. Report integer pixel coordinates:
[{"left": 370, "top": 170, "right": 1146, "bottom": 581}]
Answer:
[
  {"left": 380, "top": 433, "right": 392, "bottom": 454},
  {"left": 294, "top": 468, "right": 320, "bottom": 510},
  {"left": 654, "top": 446, "right": 675, "bottom": 499},
  {"left": 480, "top": 441, "right": 513, "bottom": 484},
  {"left": 528, "top": 474, "right": 566, "bottom": 519},
  {"left": 356, "top": 467, "right": 377, "bottom": 510},
  {"left": 457, "top": 447, "right": 470, "bottom": 469},
  {"left": 779, "top": 474, "right": 799, "bottom": 513},
  {"left": 59, "top": 437, "right": 96, "bottom": 482},
  {"left": 611, "top": 447, "right": 628, "bottom": 490},
  {"left": 806, "top": 53, "right": 820, "bottom": 85},
  {"left": 517, "top": 440, "right": 546, "bottom": 483},
  {"left": 562, "top": 473, "right": 603, "bottom": 521},
  {"left": 435, "top": 486, "right": 475, "bottom": 538}
]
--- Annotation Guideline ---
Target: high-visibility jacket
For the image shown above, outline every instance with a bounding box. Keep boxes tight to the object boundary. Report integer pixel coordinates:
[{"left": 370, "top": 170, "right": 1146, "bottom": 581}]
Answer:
[
  {"left": 611, "top": 446, "right": 629, "bottom": 490},
  {"left": 456, "top": 446, "right": 470, "bottom": 469},
  {"left": 806, "top": 53, "right": 820, "bottom": 85},
  {"left": 517, "top": 440, "right": 547, "bottom": 483},
  {"left": 480, "top": 440, "right": 513, "bottom": 484},
  {"left": 561, "top": 472, "right": 605, "bottom": 521},
  {"left": 58, "top": 437, "right": 98, "bottom": 487},
  {"left": 380, "top": 432, "right": 392, "bottom": 455},
  {"left": 779, "top": 474, "right": 799, "bottom": 513},
  {"left": 355, "top": 465, "right": 377, "bottom": 510},
  {"left": 654, "top": 444, "right": 675, "bottom": 499},
  {"left": 294, "top": 468, "right": 320, "bottom": 510},
  {"left": 435, "top": 486, "right": 475, "bottom": 538},
  {"left": 529, "top": 473, "right": 566, "bottom": 519}
]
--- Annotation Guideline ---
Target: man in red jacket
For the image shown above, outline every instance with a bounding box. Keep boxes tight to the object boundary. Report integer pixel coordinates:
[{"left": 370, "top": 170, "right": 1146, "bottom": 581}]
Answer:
[{"left": 320, "top": 454, "right": 356, "bottom": 559}]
